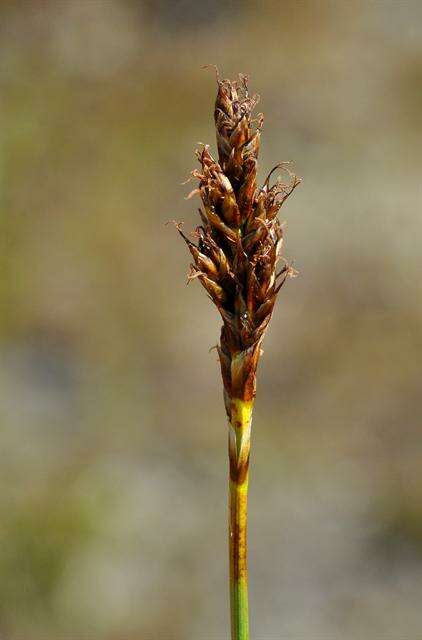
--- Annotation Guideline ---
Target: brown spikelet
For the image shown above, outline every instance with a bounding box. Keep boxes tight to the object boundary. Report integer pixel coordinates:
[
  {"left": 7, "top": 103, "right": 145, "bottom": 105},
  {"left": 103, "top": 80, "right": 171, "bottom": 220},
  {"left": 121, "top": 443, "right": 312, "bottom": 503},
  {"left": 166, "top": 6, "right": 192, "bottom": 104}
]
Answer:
[{"left": 179, "top": 73, "right": 300, "bottom": 419}]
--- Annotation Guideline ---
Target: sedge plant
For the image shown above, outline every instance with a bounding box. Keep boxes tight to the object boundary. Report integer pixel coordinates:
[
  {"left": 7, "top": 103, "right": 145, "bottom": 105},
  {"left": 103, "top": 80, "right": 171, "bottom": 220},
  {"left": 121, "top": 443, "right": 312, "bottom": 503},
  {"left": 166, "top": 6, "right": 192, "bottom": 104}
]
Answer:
[{"left": 176, "top": 71, "right": 300, "bottom": 640}]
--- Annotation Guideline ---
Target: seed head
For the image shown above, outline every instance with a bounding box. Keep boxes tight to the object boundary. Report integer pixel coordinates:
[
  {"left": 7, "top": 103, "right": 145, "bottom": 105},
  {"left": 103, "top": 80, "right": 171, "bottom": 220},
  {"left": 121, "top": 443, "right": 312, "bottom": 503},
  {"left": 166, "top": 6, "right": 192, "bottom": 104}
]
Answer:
[{"left": 178, "top": 73, "right": 300, "bottom": 418}]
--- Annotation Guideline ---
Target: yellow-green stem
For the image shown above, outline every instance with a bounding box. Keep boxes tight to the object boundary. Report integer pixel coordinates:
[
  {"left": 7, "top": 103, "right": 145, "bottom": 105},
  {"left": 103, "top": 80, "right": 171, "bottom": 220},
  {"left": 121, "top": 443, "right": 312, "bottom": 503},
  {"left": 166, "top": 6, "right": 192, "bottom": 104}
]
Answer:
[{"left": 228, "top": 398, "right": 253, "bottom": 640}]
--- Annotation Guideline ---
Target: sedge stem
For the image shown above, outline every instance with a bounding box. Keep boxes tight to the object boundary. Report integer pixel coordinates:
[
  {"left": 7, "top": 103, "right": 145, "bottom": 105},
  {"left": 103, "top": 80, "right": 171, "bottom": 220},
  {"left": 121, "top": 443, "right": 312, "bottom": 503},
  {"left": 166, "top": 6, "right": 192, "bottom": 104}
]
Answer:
[{"left": 228, "top": 398, "right": 253, "bottom": 640}]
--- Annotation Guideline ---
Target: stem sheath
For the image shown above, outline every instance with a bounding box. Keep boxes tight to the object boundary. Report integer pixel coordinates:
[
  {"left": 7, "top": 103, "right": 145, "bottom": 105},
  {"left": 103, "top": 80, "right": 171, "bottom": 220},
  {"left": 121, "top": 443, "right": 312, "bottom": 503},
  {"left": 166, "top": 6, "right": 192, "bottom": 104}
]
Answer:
[{"left": 228, "top": 398, "right": 253, "bottom": 640}]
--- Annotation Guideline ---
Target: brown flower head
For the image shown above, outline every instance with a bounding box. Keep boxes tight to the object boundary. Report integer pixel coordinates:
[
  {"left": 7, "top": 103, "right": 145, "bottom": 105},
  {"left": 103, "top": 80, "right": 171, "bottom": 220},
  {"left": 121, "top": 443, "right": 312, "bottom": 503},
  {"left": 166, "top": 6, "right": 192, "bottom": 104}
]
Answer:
[{"left": 178, "top": 73, "right": 300, "bottom": 419}]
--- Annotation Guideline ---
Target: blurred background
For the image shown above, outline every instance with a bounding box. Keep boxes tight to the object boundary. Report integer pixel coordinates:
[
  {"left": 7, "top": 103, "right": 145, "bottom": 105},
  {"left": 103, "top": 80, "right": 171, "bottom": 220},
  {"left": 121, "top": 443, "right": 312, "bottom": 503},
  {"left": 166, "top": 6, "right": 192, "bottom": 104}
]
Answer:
[{"left": 1, "top": 1, "right": 421, "bottom": 638}]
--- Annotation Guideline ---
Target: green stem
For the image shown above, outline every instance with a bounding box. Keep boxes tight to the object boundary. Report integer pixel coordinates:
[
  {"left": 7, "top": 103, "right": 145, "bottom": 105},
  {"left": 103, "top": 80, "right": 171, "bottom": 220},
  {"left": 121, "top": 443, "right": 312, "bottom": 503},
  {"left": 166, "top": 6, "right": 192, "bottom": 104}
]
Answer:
[
  {"left": 228, "top": 398, "right": 253, "bottom": 640},
  {"left": 229, "top": 475, "right": 249, "bottom": 639}
]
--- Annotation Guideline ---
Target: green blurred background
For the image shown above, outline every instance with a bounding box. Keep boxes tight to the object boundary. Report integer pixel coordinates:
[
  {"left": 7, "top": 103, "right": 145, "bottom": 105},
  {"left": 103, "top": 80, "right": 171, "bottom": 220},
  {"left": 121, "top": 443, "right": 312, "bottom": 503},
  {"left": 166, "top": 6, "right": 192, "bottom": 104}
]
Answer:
[{"left": 1, "top": 1, "right": 421, "bottom": 638}]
